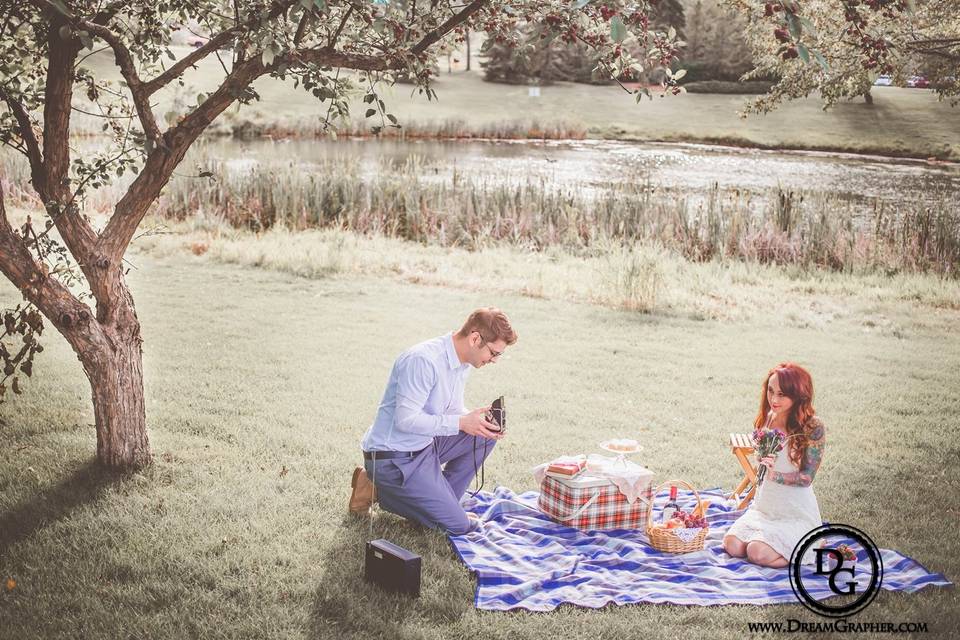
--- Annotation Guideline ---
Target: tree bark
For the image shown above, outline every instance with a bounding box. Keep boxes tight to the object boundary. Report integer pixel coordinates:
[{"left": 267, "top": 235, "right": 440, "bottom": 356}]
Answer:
[
  {"left": 76, "top": 287, "right": 150, "bottom": 469},
  {"left": 1, "top": 187, "right": 148, "bottom": 468}
]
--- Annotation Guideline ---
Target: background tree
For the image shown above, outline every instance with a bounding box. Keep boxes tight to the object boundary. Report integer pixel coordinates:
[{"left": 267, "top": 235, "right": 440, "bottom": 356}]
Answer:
[
  {"left": 0, "top": 0, "right": 681, "bottom": 469},
  {"left": 729, "top": 0, "right": 960, "bottom": 112},
  {"left": 483, "top": 0, "right": 686, "bottom": 85},
  {"left": 681, "top": 0, "right": 755, "bottom": 83}
]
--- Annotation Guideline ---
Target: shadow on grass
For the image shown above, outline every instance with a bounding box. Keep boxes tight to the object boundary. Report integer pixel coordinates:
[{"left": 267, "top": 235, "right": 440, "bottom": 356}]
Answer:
[
  {"left": 0, "top": 459, "right": 125, "bottom": 558},
  {"left": 308, "top": 512, "right": 475, "bottom": 638}
]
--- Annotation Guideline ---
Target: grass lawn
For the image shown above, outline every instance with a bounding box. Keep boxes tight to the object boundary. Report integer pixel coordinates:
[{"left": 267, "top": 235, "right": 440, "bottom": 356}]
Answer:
[
  {"left": 1, "top": 229, "right": 958, "bottom": 638},
  {"left": 77, "top": 48, "right": 960, "bottom": 159}
]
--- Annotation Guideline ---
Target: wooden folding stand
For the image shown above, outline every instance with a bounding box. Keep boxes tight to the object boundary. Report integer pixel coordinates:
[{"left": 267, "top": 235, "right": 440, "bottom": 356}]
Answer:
[{"left": 728, "top": 433, "right": 758, "bottom": 510}]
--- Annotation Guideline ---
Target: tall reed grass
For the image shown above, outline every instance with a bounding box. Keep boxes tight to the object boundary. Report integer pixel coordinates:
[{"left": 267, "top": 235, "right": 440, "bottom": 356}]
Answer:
[
  {"left": 154, "top": 154, "right": 960, "bottom": 276},
  {"left": 220, "top": 115, "right": 588, "bottom": 141},
  {"left": 3, "top": 147, "right": 957, "bottom": 277}
]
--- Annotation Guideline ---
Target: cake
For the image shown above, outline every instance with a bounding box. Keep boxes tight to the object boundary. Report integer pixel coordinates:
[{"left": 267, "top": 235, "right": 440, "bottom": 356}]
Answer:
[{"left": 606, "top": 438, "right": 639, "bottom": 452}]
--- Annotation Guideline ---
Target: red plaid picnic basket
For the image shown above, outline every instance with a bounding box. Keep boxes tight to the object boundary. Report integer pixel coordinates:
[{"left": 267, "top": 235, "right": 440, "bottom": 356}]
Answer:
[{"left": 538, "top": 473, "right": 653, "bottom": 530}]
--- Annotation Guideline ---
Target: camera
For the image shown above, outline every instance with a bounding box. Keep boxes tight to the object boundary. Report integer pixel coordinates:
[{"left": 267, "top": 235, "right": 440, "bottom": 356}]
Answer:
[{"left": 487, "top": 396, "right": 505, "bottom": 433}]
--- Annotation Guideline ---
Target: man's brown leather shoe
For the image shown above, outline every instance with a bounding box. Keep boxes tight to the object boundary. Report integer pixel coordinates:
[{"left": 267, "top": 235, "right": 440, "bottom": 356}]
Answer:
[{"left": 349, "top": 466, "right": 375, "bottom": 515}]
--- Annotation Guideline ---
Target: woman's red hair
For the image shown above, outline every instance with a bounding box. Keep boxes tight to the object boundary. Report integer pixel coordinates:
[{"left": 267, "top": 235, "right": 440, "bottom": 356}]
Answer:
[{"left": 754, "top": 363, "right": 817, "bottom": 468}]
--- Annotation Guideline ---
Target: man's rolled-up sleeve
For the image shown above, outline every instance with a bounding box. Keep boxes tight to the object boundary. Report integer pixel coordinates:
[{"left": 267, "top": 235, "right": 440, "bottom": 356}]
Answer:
[{"left": 395, "top": 356, "right": 461, "bottom": 437}]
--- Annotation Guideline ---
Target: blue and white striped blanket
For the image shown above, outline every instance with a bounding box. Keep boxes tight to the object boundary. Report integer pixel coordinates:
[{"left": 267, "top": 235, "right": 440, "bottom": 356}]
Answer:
[{"left": 449, "top": 486, "right": 952, "bottom": 611}]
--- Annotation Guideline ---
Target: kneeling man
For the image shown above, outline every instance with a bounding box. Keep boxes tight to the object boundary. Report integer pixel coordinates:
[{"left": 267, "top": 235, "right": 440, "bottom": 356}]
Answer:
[{"left": 349, "top": 307, "right": 517, "bottom": 535}]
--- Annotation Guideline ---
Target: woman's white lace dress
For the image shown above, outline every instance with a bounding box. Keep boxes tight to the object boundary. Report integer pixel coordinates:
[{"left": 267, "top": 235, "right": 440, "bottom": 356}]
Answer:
[{"left": 726, "top": 444, "right": 822, "bottom": 561}]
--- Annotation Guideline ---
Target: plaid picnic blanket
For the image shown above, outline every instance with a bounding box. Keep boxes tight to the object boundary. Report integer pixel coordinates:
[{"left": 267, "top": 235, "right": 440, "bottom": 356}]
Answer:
[{"left": 449, "top": 486, "right": 952, "bottom": 611}]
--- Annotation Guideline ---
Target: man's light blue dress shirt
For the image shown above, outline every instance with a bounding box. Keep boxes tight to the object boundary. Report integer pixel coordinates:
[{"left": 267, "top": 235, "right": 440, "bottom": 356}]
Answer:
[{"left": 361, "top": 333, "right": 470, "bottom": 452}]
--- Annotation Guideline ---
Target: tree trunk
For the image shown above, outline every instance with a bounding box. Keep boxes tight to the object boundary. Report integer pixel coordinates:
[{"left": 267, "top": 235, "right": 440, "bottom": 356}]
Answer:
[
  {"left": 85, "top": 335, "right": 149, "bottom": 468},
  {"left": 76, "top": 295, "right": 150, "bottom": 469}
]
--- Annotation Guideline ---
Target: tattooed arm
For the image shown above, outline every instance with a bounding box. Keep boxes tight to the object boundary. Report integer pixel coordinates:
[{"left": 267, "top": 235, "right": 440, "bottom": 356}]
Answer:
[{"left": 772, "top": 420, "right": 825, "bottom": 487}]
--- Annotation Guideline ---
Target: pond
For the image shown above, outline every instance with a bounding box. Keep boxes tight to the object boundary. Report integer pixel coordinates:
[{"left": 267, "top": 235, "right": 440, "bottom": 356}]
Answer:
[{"left": 191, "top": 137, "right": 960, "bottom": 217}]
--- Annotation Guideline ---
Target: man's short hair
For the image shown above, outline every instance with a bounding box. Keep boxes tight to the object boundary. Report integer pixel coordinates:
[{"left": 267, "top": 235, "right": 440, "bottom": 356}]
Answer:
[{"left": 457, "top": 307, "right": 518, "bottom": 346}]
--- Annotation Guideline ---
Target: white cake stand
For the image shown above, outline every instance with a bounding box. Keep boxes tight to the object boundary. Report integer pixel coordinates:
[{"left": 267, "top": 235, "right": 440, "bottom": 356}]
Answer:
[{"left": 599, "top": 441, "right": 643, "bottom": 467}]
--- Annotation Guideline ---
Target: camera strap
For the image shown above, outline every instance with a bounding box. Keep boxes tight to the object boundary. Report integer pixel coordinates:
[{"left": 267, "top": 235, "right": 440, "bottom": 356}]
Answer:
[{"left": 470, "top": 436, "right": 490, "bottom": 498}]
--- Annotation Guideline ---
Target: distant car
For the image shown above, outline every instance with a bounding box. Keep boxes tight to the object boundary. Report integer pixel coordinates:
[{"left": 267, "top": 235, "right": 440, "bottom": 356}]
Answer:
[
  {"left": 907, "top": 75, "right": 930, "bottom": 88},
  {"left": 185, "top": 35, "right": 208, "bottom": 49},
  {"left": 873, "top": 75, "right": 892, "bottom": 86}
]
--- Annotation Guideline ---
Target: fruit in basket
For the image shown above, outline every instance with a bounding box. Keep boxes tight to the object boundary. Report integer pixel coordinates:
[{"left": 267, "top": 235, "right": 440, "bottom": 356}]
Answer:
[
  {"left": 679, "top": 511, "right": 707, "bottom": 529},
  {"left": 666, "top": 518, "right": 685, "bottom": 529}
]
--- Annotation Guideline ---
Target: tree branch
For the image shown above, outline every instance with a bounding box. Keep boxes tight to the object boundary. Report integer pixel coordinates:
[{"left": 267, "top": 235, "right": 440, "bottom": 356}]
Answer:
[
  {"left": 294, "top": 6, "right": 314, "bottom": 47},
  {"left": 328, "top": 6, "right": 354, "bottom": 48},
  {"left": 0, "top": 184, "right": 102, "bottom": 349},
  {"left": 39, "top": 11, "right": 99, "bottom": 268},
  {"left": 0, "top": 86, "right": 44, "bottom": 186},
  {"left": 97, "top": 56, "right": 269, "bottom": 265},
  {"left": 75, "top": 21, "right": 162, "bottom": 145},
  {"left": 410, "top": 0, "right": 488, "bottom": 56},
  {"left": 284, "top": 46, "right": 393, "bottom": 71},
  {"left": 141, "top": 0, "right": 296, "bottom": 96}
]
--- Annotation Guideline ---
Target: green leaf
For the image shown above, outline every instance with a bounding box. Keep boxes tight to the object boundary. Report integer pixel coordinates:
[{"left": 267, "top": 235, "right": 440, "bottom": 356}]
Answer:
[
  {"left": 812, "top": 49, "right": 829, "bottom": 71},
  {"left": 673, "top": 68, "right": 687, "bottom": 80},
  {"left": 300, "top": 0, "right": 313, "bottom": 8},
  {"left": 386, "top": 113, "right": 398, "bottom": 124},
  {"left": 786, "top": 14, "right": 801, "bottom": 41},
  {"left": 363, "top": 93, "right": 375, "bottom": 104},
  {"left": 78, "top": 31, "right": 94, "bottom": 50},
  {"left": 610, "top": 17, "right": 627, "bottom": 43},
  {"left": 572, "top": 0, "right": 591, "bottom": 8},
  {"left": 365, "top": 108, "right": 376, "bottom": 118},
  {"left": 48, "top": 0, "right": 70, "bottom": 17},
  {"left": 166, "top": 48, "right": 176, "bottom": 61},
  {"left": 262, "top": 47, "right": 276, "bottom": 67},
  {"left": 796, "top": 42, "right": 810, "bottom": 64},
  {"left": 58, "top": 25, "right": 72, "bottom": 41},
  {"left": 798, "top": 17, "right": 818, "bottom": 39}
]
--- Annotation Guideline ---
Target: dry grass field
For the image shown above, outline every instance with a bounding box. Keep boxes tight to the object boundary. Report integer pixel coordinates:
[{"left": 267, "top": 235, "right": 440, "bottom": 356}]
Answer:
[{"left": 1, "top": 227, "right": 957, "bottom": 639}]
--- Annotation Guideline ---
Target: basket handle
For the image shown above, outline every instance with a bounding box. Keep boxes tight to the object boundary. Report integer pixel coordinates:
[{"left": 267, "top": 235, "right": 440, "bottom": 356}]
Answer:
[
  {"left": 552, "top": 490, "right": 602, "bottom": 522},
  {"left": 646, "top": 479, "right": 704, "bottom": 529}
]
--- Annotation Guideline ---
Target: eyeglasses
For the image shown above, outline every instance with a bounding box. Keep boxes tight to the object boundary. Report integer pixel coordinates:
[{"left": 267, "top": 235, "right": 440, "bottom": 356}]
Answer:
[{"left": 474, "top": 332, "right": 504, "bottom": 360}]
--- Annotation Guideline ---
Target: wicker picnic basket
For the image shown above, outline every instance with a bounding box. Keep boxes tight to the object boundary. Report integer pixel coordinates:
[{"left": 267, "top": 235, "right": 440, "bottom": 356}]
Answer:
[{"left": 645, "top": 479, "right": 709, "bottom": 554}]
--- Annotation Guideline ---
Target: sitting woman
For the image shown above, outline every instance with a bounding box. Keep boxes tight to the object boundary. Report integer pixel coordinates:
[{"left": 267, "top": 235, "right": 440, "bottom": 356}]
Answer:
[{"left": 723, "top": 362, "right": 825, "bottom": 568}]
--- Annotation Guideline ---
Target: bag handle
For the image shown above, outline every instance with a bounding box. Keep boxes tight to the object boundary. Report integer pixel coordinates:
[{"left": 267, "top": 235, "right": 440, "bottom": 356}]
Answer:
[{"left": 552, "top": 490, "right": 601, "bottom": 521}]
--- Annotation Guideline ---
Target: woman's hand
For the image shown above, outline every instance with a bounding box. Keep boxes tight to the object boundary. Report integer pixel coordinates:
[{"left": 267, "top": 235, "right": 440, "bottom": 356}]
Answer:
[{"left": 758, "top": 455, "right": 776, "bottom": 471}]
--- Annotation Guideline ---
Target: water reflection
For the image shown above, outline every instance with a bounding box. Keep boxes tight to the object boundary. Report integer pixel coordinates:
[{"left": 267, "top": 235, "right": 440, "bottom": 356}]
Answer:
[{"left": 191, "top": 137, "right": 960, "bottom": 216}]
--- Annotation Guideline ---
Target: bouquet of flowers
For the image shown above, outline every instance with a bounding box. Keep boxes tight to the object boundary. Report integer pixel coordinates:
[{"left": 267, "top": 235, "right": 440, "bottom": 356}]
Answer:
[{"left": 751, "top": 418, "right": 797, "bottom": 485}]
